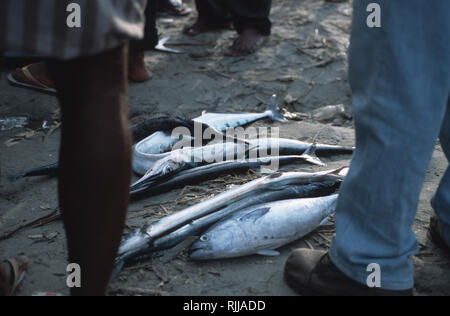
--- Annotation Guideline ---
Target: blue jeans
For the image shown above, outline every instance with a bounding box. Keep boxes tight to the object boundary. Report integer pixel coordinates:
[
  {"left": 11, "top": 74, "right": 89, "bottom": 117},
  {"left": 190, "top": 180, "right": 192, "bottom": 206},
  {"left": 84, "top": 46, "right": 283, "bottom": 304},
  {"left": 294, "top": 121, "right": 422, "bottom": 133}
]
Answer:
[{"left": 329, "top": 0, "right": 450, "bottom": 290}]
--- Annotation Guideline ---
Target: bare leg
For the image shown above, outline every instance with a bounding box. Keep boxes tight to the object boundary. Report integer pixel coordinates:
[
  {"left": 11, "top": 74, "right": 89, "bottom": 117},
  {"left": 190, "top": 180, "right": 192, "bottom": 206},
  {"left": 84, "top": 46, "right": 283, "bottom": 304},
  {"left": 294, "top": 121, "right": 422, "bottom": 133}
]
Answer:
[
  {"left": 183, "top": 0, "right": 231, "bottom": 36},
  {"left": 128, "top": 52, "right": 151, "bottom": 82},
  {"left": 47, "top": 44, "right": 131, "bottom": 296},
  {"left": 224, "top": 0, "right": 271, "bottom": 56}
]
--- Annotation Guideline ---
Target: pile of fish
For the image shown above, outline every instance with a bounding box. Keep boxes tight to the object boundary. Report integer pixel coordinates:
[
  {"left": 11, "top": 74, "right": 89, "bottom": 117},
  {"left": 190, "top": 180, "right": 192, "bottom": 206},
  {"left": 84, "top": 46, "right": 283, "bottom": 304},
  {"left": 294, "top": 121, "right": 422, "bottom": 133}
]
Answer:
[
  {"left": 6, "top": 95, "right": 279, "bottom": 182},
  {"left": 5, "top": 93, "right": 355, "bottom": 279},
  {"left": 130, "top": 138, "right": 353, "bottom": 198},
  {"left": 8, "top": 95, "right": 354, "bottom": 203},
  {"left": 112, "top": 168, "right": 347, "bottom": 278},
  {"left": 131, "top": 94, "right": 287, "bottom": 176},
  {"left": 129, "top": 95, "right": 353, "bottom": 198}
]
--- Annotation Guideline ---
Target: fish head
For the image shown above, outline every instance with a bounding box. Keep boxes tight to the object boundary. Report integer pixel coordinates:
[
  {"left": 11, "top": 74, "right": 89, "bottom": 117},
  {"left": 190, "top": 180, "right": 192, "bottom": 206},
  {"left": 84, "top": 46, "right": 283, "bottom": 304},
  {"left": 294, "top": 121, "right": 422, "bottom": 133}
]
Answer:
[
  {"left": 189, "top": 221, "right": 244, "bottom": 260},
  {"left": 144, "top": 157, "right": 184, "bottom": 180}
]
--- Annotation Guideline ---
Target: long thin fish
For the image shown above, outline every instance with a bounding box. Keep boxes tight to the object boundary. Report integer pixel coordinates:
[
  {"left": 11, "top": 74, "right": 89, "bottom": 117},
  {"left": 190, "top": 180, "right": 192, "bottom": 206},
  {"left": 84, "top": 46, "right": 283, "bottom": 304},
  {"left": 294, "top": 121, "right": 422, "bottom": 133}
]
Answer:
[
  {"left": 189, "top": 195, "right": 338, "bottom": 259},
  {"left": 130, "top": 155, "right": 325, "bottom": 198},
  {"left": 131, "top": 141, "right": 259, "bottom": 186}
]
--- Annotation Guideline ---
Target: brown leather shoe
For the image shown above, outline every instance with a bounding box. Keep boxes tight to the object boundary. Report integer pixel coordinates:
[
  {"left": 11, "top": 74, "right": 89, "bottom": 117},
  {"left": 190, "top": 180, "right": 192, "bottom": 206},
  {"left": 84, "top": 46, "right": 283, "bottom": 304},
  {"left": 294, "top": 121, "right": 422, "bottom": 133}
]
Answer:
[
  {"left": 284, "top": 249, "right": 413, "bottom": 296},
  {"left": 429, "top": 215, "right": 450, "bottom": 253}
]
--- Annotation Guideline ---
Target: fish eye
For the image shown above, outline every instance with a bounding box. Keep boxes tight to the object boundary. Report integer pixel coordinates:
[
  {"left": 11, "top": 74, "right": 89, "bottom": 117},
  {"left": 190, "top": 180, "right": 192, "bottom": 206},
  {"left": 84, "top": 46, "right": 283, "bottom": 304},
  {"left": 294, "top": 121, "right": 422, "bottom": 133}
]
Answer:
[{"left": 200, "top": 235, "right": 209, "bottom": 242}]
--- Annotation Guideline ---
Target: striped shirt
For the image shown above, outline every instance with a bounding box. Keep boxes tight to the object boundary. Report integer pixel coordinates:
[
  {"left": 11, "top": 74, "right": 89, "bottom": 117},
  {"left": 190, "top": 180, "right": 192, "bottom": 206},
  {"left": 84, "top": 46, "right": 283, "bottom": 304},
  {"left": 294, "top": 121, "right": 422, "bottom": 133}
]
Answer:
[{"left": 0, "top": 0, "right": 147, "bottom": 60}]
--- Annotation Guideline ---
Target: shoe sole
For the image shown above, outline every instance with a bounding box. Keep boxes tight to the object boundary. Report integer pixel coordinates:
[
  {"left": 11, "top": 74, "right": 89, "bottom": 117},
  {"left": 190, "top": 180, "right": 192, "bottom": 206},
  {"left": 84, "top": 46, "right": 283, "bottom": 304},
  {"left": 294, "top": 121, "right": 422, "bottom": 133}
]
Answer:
[
  {"left": 7, "top": 73, "right": 57, "bottom": 95},
  {"left": 283, "top": 269, "right": 324, "bottom": 296}
]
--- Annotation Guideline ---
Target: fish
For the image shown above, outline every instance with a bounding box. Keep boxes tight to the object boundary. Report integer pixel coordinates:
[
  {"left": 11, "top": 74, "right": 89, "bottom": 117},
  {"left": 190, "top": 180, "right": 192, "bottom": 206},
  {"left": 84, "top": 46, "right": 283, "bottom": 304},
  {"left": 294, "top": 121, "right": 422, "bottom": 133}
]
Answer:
[
  {"left": 6, "top": 116, "right": 200, "bottom": 182},
  {"left": 193, "top": 94, "right": 286, "bottom": 131},
  {"left": 132, "top": 95, "right": 286, "bottom": 175},
  {"left": 8, "top": 95, "right": 286, "bottom": 181},
  {"left": 112, "top": 175, "right": 343, "bottom": 278},
  {"left": 132, "top": 131, "right": 191, "bottom": 176},
  {"left": 117, "top": 169, "right": 345, "bottom": 257},
  {"left": 6, "top": 162, "right": 59, "bottom": 182},
  {"left": 189, "top": 194, "right": 339, "bottom": 260},
  {"left": 247, "top": 138, "right": 355, "bottom": 156},
  {"left": 130, "top": 155, "right": 327, "bottom": 199},
  {"left": 130, "top": 116, "right": 197, "bottom": 143}
]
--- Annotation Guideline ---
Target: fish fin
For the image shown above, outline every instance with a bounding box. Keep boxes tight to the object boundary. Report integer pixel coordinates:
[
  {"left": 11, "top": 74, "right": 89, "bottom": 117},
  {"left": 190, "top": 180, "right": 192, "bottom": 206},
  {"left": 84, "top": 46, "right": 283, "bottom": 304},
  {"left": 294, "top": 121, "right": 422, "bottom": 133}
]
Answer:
[
  {"left": 110, "top": 259, "right": 126, "bottom": 282},
  {"left": 256, "top": 249, "right": 280, "bottom": 256},
  {"left": 239, "top": 207, "right": 270, "bottom": 223},
  {"left": 300, "top": 144, "right": 326, "bottom": 166},
  {"left": 201, "top": 110, "right": 207, "bottom": 116},
  {"left": 265, "top": 94, "right": 286, "bottom": 123},
  {"left": 319, "top": 216, "right": 335, "bottom": 227},
  {"left": 337, "top": 167, "right": 349, "bottom": 177}
]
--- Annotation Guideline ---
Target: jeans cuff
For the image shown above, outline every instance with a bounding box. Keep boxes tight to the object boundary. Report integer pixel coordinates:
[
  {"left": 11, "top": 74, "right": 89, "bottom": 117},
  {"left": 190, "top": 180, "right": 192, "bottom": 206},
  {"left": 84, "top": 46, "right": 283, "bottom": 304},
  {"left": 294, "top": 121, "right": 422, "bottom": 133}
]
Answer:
[
  {"left": 431, "top": 194, "right": 450, "bottom": 247},
  {"left": 329, "top": 245, "right": 414, "bottom": 291}
]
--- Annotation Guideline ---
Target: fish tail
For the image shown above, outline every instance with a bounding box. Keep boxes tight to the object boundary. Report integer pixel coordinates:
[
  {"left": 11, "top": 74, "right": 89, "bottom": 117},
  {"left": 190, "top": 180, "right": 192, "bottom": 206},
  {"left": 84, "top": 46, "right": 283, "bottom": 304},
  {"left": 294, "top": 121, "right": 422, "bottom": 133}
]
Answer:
[
  {"left": 6, "top": 173, "right": 25, "bottom": 182},
  {"left": 110, "top": 259, "right": 126, "bottom": 282},
  {"left": 265, "top": 95, "right": 286, "bottom": 123}
]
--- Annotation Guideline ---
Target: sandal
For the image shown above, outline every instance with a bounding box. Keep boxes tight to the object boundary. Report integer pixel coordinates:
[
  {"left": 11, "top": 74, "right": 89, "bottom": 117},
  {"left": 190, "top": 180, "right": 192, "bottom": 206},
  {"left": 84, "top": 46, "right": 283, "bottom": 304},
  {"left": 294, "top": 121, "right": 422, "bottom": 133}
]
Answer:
[
  {"left": 7, "top": 64, "right": 57, "bottom": 94},
  {"left": 1, "top": 256, "right": 29, "bottom": 296}
]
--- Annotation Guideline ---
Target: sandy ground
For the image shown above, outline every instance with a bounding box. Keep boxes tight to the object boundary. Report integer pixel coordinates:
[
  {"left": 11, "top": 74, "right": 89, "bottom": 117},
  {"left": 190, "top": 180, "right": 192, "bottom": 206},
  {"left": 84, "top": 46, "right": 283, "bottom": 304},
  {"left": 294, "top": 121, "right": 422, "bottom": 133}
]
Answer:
[{"left": 0, "top": 0, "right": 449, "bottom": 296}]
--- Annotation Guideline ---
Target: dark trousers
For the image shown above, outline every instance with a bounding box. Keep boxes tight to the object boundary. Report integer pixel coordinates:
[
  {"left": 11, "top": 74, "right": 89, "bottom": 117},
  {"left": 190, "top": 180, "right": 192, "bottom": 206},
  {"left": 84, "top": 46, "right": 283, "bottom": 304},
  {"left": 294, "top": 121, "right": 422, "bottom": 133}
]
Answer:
[
  {"left": 130, "top": 0, "right": 158, "bottom": 53},
  {"left": 195, "top": 0, "right": 272, "bottom": 35}
]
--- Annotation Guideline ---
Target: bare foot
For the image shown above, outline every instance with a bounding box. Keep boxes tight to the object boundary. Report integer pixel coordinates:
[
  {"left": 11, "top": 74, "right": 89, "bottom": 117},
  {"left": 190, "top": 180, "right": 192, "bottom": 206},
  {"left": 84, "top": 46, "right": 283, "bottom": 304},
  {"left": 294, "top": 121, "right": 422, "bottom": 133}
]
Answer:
[
  {"left": 183, "top": 19, "right": 231, "bottom": 37},
  {"left": 0, "top": 256, "right": 29, "bottom": 296},
  {"left": 10, "top": 62, "right": 55, "bottom": 88},
  {"left": 158, "top": 0, "right": 192, "bottom": 16},
  {"left": 224, "top": 28, "right": 268, "bottom": 57},
  {"left": 128, "top": 52, "right": 151, "bottom": 82}
]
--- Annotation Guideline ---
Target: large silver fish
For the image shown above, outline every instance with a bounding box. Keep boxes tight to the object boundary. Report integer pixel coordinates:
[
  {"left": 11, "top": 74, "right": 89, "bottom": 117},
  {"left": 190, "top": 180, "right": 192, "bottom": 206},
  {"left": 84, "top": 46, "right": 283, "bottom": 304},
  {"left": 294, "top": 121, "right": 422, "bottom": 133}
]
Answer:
[
  {"left": 193, "top": 95, "right": 286, "bottom": 131},
  {"left": 189, "top": 195, "right": 338, "bottom": 260},
  {"left": 118, "top": 169, "right": 344, "bottom": 257}
]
